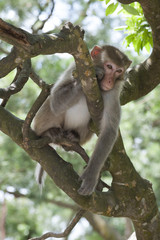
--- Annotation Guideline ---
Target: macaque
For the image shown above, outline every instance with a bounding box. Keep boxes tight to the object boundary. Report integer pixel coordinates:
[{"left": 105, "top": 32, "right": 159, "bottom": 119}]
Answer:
[{"left": 32, "top": 45, "right": 132, "bottom": 196}]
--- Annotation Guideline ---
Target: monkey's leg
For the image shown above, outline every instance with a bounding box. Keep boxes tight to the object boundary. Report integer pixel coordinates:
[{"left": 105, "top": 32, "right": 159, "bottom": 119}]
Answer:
[
  {"left": 43, "top": 127, "right": 80, "bottom": 146},
  {"left": 36, "top": 128, "right": 80, "bottom": 185}
]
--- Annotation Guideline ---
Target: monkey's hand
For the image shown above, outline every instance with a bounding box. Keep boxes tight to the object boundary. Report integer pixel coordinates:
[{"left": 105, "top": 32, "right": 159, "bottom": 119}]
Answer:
[
  {"left": 95, "top": 66, "right": 105, "bottom": 81},
  {"left": 78, "top": 166, "right": 99, "bottom": 196}
]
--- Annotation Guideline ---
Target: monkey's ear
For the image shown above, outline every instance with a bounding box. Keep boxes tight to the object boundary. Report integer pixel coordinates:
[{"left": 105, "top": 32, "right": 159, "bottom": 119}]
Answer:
[
  {"left": 91, "top": 45, "right": 102, "bottom": 58},
  {"left": 128, "top": 60, "right": 132, "bottom": 68}
]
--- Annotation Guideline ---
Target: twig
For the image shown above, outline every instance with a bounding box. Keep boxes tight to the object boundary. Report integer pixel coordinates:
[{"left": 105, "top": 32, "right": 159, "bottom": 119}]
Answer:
[
  {"left": 30, "top": 68, "right": 52, "bottom": 89},
  {"left": 0, "top": 47, "right": 24, "bottom": 78},
  {"left": 1, "top": 66, "right": 21, "bottom": 107},
  {"left": 31, "top": 0, "right": 55, "bottom": 33},
  {"left": 29, "top": 209, "right": 86, "bottom": 240},
  {"left": 0, "top": 59, "right": 31, "bottom": 100},
  {"left": 22, "top": 85, "right": 51, "bottom": 149}
]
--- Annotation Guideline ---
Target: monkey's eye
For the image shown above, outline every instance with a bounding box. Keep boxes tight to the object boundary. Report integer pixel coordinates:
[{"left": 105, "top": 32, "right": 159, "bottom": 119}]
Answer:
[
  {"left": 116, "top": 69, "right": 123, "bottom": 73},
  {"left": 107, "top": 64, "right": 112, "bottom": 69}
]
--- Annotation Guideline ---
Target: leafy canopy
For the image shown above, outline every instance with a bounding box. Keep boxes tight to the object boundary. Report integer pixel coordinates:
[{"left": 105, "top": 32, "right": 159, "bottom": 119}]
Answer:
[{"left": 100, "top": 0, "right": 153, "bottom": 53}]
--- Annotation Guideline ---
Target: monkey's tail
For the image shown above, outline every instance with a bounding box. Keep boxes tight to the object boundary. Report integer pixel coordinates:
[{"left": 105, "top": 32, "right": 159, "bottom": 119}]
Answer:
[{"left": 35, "top": 163, "right": 47, "bottom": 192}]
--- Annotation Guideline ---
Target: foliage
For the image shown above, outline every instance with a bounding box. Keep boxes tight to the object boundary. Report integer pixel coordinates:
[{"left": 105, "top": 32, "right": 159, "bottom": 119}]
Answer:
[{"left": 101, "top": 0, "right": 153, "bottom": 53}]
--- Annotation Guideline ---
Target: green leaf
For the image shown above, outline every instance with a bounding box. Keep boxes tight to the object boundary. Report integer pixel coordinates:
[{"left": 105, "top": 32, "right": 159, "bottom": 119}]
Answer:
[
  {"left": 122, "top": 4, "right": 139, "bottom": 15},
  {"left": 105, "top": 3, "right": 118, "bottom": 16},
  {"left": 125, "top": 34, "right": 136, "bottom": 45},
  {"left": 115, "top": 26, "right": 127, "bottom": 31},
  {"left": 135, "top": 36, "right": 142, "bottom": 54},
  {"left": 145, "top": 43, "right": 151, "bottom": 53},
  {"left": 149, "top": 36, "right": 153, "bottom": 47},
  {"left": 105, "top": 0, "right": 111, "bottom": 4}
]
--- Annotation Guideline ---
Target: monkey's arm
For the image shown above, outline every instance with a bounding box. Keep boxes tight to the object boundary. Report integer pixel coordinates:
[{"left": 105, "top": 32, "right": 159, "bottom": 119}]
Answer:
[
  {"left": 50, "top": 65, "right": 83, "bottom": 115},
  {"left": 51, "top": 80, "right": 82, "bottom": 114},
  {"left": 78, "top": 101, "right": 121, "bottom": 196}
]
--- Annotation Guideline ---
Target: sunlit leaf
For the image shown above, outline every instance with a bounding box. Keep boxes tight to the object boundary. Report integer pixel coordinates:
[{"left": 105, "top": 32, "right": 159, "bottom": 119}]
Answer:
[
  {"left": 115, "top": 26, "right": 127, "bottom": 31},
  {"left": 145, "top": 42, "right": 151, "bottom": 53},
  {"left": 105, "top": 3, "right": 118, "bottom": 16},
  {"left": 122, "top": 4, "right": 139, "bottom": 15},
  {"left": 105, "top": 0, "right": 111, "bottom": 4}
]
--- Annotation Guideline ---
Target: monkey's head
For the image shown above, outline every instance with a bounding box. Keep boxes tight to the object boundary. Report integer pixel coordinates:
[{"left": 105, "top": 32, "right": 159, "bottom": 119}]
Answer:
[{"left": 91, "top": 45, "right": 132, "bottom": 91}]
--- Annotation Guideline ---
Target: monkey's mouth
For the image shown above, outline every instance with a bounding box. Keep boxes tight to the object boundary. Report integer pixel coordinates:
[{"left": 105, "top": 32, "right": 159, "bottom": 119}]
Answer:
[{"left": 100, "top": 82, "right": 113, "bottom": 91}]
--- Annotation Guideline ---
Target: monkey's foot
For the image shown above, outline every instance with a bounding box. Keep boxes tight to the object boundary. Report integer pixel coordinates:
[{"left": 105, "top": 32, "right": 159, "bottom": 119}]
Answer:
[
  {"left": 78, "top": 169, "right": 98, "bottom": 196},
  {"left": 44, "top": 128, "right": 80, "bottom": 146},
  {"left": 64, "top": 130, "right": 80, "bottom": 143}
]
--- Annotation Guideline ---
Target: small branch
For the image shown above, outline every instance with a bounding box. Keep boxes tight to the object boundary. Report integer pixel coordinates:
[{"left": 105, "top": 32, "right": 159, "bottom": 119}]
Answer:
[
  {"left": 22, "top": 86, "right": 51, "bottom": 149},
  {"left": 1, "top": 66, "right": 21, "bottom": 107},
  {"left": 29, "top": 209, "right": 86, "bottom": 240},
  {"left": 31, "top": 0, "right": 55, "bottom": 33},
  {"left": 0, "top": 47, "right": 24, "bottom": 78},
  {"left": 30, "top": 68, "right": 51, "bottom": 89},
  {"left": 4, "top": 190, "right": 25, "bottom": 198},
  {"left": 0, "top": 59, "right": 31, "bottom": 99}
]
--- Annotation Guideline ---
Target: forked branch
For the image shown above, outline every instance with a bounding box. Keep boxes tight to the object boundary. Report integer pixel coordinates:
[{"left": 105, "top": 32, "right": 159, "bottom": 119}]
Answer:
[{"left": 29, "top": 209, "right": 86, "bottom": 240}]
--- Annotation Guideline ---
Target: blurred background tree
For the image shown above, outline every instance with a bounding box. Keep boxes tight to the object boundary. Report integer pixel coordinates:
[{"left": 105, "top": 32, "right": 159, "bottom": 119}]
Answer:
[{"left": 0, "top": 0, "right": 159, "bottom": 239}]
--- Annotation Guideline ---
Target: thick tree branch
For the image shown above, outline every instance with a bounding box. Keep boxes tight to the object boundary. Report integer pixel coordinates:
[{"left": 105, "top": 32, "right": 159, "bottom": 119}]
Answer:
[
  {"left": 0, "top": 19, "right": 84, "bottom": 56},
  {"left": 121, "top": 53, "right": 160, "bottom": 105},
  {"left": 108, "top": 132, "right": 160, "bottom": 238},
  {"left": 73, "top": 40, "right": 103, "bottom": 128}
]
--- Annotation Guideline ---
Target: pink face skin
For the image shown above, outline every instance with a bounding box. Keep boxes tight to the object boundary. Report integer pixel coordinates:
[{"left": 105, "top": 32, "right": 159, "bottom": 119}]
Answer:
[{"left": 100, "top": 62, "right": 124, "bottom": 91}]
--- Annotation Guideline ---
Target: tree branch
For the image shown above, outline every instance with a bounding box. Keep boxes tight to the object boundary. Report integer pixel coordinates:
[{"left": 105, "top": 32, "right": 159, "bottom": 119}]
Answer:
[
  {"left": 0, "top": 59, "right": 31, "bottom": 99},
  {"left": 0, "top": 47, "right": 23, "bottom": 78},
  {"left": 31, "top": 0, "right": 55, "bottom": 34},
  {"left": 29, "top": 209, "right": 86, "bottom": 240},
  {"left": 117, "top": 0, "right": 137, "bottom": 3},
  {"left": 22, "top": 86, "right": 51, "bottom": 149},
  {"left": 30, "top": 68, "right": 51, "bottom": 89}
]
